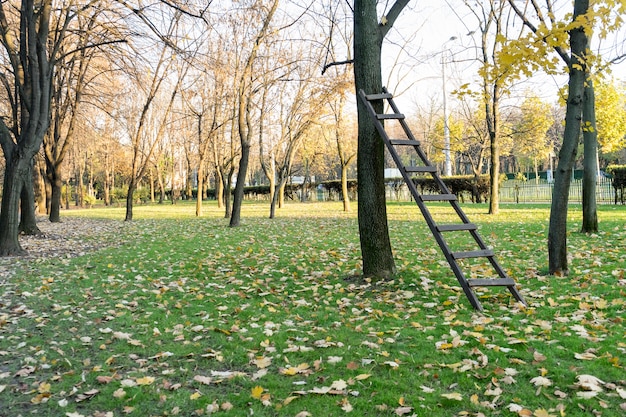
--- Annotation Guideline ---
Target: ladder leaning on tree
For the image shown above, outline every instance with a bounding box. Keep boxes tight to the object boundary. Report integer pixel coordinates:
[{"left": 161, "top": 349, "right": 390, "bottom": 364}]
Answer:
[{"left": 358, "top": 87, "right": 526, "bottom": 311}]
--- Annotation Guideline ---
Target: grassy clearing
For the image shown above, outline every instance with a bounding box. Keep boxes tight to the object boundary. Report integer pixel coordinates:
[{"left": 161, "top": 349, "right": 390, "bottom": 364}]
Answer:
[{"left": 1, "top": 201, "right": 625, "bottom": 417}]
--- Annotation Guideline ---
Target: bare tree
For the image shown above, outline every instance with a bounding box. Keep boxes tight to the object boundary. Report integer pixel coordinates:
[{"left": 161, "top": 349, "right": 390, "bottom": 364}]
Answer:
[
  {"left": 0, "top": 1, "right": 92, "bottom": 254},
  {"left": 230, "top": 0, "right": 280, "bottom": 227}
]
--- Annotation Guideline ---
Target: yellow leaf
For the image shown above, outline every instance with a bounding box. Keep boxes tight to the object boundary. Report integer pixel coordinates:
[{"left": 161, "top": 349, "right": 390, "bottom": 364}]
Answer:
[
  {"left": 190, "top": 391, "right": 202, "bottom": 400},
  {"left": 355, "top": 374, "right": 371, "bottom": 380},
  {"left": 533, "top": 409, "right": 555, "bottom": 417},
  {"left": 136, "top": 376, "right": 155, "bottom": 386},
  {"left": 253, "top": 356, "right": 271, "bottom": 369},
  {"left": 251, "top": 385, "right": 264, "bottom": 399},
  {"left": 441, "top": 392, "right": 463, "bottom": 400},
  {"left": 280, "top": 367, "right": 299, "bottom": 376}
]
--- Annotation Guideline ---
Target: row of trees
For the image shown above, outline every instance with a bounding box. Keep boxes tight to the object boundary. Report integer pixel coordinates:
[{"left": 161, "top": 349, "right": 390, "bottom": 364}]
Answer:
[{"left": 0, "top": 1, "right": 625, "bottom": 278}]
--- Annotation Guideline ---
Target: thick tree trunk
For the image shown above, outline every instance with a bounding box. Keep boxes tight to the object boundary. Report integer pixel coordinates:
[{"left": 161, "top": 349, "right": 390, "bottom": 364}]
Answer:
[
  {"left": 581, "top": 78, "right": 598, "bottom": 233},
  {"left": 0, "top": 156, "right": 30, "bottom": 255},
  {"left": 230, "top": 143, "right": 250, "bottom": 227},
  {"left": 46, "top": 158, "right": 63, "bottom": 222},
  {"left": 34, "top": 155, "right": 47, "bottom": 215},
  {"left": 19, "top": 162, "right": 42, "bottom": 236},
  {"left": 548, "top": 0, "right": 589, "bottom": 274},
  {"left": 49, "top": 179, "right": 62, "bottom": 223},
  {"left": 353, "top": 0, "right": 397, "bottom": 279}
]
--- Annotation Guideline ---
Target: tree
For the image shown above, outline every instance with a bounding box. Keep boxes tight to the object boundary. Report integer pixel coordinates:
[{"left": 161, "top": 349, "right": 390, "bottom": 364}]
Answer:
[
  {"left": 548, "top": 0, "right": 591, "bottom": 274},
  {"left": 353, "top": 0, "right": 410, "bottom": 279},
  {"left": 268, "top": 56, "right": 331, "bottom": 219},
  {"left": 595, "top": 78, "right": 626, "bottom": 155},
  {"left": 121, "top": 29, "right": 186, "bottom": 221},
  {"left": 230, "top": 0, "right": 279, "bottom": 227},
  {"left": 461, "top": 0, "right": 517, "bottom": 215},
  {"left": 512, "top": 94, "right": 553, "bottom": 183},
  {"left": 0, "top": 1, "right": 68, "bottom": 254},
  {"left": 44, "top": 8, "right": 112, "bottom": 222},
  {"left": 506, "top": 0, "right": 626, "bottom": 272}
]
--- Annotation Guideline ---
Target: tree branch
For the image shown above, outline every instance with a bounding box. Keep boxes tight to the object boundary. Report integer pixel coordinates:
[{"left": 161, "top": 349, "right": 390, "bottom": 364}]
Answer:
[
  {"left": 379, "top": 0, "right": 411, "bottom": 40},
  {"left": 321, "top": 59, "right": 354, "bottom": 75}
]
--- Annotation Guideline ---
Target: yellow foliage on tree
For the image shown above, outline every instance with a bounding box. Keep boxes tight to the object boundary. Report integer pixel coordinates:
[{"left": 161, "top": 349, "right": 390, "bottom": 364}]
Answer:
[{"left": 595, "top": 78, "right": 626, "bottom": 154}]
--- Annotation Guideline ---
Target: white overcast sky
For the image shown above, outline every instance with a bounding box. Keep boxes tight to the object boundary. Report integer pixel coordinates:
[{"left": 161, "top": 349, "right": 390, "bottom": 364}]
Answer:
[{"left": 377, "top": 1, "right": 626, "bottom": 113}]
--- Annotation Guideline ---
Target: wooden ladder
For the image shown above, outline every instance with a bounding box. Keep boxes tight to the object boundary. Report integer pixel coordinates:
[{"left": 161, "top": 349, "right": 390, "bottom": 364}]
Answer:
[{"left": 358, "top": 87, "right": 526, "bottom": 311}]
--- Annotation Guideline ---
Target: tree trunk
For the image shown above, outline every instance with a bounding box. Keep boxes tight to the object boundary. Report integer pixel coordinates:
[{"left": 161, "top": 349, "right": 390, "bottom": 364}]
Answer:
[
  {"left": 64, "top": 179, "right": 71, "bottom": 210},
  {"left": 19, "top": 162, "right": 42, "bottom": 236},
  {"left": 279, "top": 182, "right": 286, "bottom": 208},
  {"left": 223, "top": 167, "right": 233, "bottom": 218},
  {"left": 548, "top": 0, "right": 589, "bottom": 274},
  {"left": 34, "top": 155, "right": 47, "bottom": 215},
  {"left": 230, "top": 143, "right": 250, "bottom": 227},
  {"left": 49, "top": 177, "right": 62, "bottom": 223},
  {"left": 196, "top": 161, "right": 205, "bottom": 217},
  {"left": 269, "top": 179, "right": 287, "bottom": 219},
  {"left": 216, "top": 167, "right": 224, "bottom": 208},
  {"left": 125, "top": 180, "right": 136, "bottom": 221},
  {"left": 353, "top": 0, "right": 399, "bottom": 279},
  {"left": 488, "top": 133, "right": 500, "bottom": 214},
  {"left": 0, "top": 155, "right": 30, "bottom": 255},
  {"left": 341, "top": 161, "right": 351, "bottom": 212},
  {"left": 581, "top": 78, "right": 598, "bottom": 233}
]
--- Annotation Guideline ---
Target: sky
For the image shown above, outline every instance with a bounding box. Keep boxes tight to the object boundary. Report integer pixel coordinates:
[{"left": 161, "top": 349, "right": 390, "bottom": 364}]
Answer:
[{"left": 378, "top": 1, "right": 626, "bottom": 114}]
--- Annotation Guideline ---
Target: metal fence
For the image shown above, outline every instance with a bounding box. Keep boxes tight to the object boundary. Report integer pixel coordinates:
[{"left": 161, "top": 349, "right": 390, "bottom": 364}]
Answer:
[
  {"left": 381, "top": 176, "right": 619, "bottom": 204},
  {"left": 499, "top": 177, "right": 616, "bottom": 204}
]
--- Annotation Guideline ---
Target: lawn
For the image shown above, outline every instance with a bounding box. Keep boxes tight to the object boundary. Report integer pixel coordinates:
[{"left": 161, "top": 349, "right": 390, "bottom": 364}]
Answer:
[{"left": 1, "top": 201, "right": 625, "bottom": 417}]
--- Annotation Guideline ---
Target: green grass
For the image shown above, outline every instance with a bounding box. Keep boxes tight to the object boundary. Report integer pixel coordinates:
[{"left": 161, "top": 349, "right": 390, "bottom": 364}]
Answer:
[{"left": 1, "top": 201, "right": 625, "bottom": 417}]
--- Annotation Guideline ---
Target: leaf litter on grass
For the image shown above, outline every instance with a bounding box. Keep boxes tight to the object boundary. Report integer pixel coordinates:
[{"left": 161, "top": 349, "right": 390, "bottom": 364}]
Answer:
[{"left": 0, "top": 202, "right": 625, "bottom": 416}]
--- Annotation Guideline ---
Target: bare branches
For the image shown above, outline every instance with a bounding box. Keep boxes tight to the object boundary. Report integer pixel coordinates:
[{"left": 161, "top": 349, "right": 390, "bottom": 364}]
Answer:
[{"left": 321, "top": 59, "right": 354, "bottom": 75}]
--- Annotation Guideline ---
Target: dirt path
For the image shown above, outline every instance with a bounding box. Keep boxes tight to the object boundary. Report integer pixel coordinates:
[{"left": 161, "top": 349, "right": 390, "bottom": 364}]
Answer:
[{"left": 0, "top": 217, "right": 130, "bottom": 282}]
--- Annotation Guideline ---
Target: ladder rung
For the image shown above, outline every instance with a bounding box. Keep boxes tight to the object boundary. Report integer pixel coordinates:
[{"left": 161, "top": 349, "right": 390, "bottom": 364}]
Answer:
[
  {"left": 389, "top": 139, "right": 421, "bottom": 146},
  {"left": 405, "top": 166, "right": 437, "bottom": 173},
  {"left": 437, "top": 223, "right": 477, "bottom": 232},
  {"left": 420, "top": 194, "right": 456, "bottom": 201},
  {"left": 468, "top": 278, "right": 516, "bottom": 287},
  {"left": 365, "top": 93, "right": 393, "bottom": 100},
  {"left": 377, "top": 113, "right": 405, "bottom": 120},
  {"left": 452, "top": 249, "right": 495, "bottom": 259}
]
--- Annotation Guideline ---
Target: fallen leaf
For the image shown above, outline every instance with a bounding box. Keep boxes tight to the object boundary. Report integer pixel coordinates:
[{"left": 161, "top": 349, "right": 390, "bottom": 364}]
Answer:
[
  {"left": 530, "top": 376, "right": 552, "bottom": 387},
  {"left": 251, "top": 385, "right": 264, "bottom": 399},
  {"left": 441, "top": 392, "right": 462, "bottom": 400},
  {"left": 136, "top": 376, "right": 155, "bottom": 386},
  {"left": 193, "top": 375, "right": 212, "bottom": 385},
  {"left": 395, "top": 406, "right": 414, "bottom": 415}
]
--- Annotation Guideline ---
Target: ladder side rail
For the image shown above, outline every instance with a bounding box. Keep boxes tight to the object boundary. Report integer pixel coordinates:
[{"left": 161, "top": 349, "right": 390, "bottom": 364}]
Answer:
[
  {"left": 358, "top": 89, "right": 525, "bottom": 309},
  {"left": 358, "top": 89, "right": 483, "bottom": 310},
  {"left": 382, "top": 88, "right": 454, "bottom": 196}
]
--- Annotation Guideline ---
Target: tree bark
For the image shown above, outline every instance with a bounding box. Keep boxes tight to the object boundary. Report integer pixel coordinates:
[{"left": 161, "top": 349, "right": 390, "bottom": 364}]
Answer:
[
  {"left": 581, "top": 78, "right": 598, "bottom": 233},
  {"left": 125, "top": 180, "right": 136, "bottom": 221},
  {"left": 19, "top": 161, "right": 42, "bottom": 235},
  {"left": 353, "top": 0, "right": 409, "bottom": 279},
  {"left": 548, "top": 0, "right": 589, "bottom": 274},
  {"left": 230, "top": 142, "right": 250, "bottom": 226},
  {"left": 0, "top": 154, "right": 30, "bottom": 255},
  {"left": 341, "top": 164, "right": 351, "bottom": 212}
]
